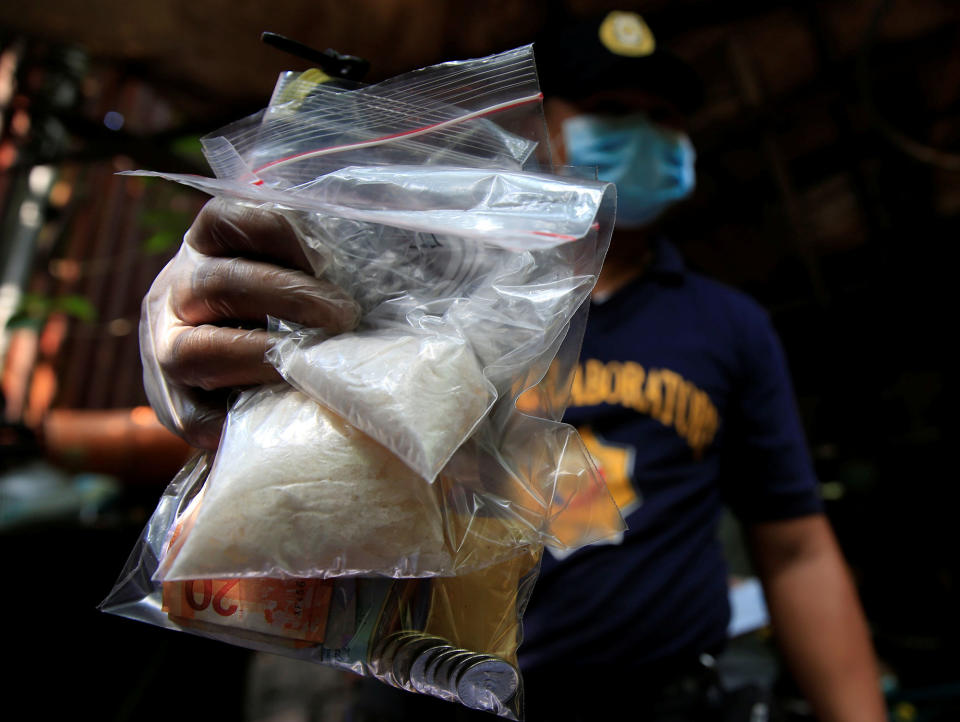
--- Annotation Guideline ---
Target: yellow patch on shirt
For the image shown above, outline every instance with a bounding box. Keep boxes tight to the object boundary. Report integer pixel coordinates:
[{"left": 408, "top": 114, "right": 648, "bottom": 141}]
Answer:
[{"left": 570, "top": 359, "right": 719, "bottom": 457}]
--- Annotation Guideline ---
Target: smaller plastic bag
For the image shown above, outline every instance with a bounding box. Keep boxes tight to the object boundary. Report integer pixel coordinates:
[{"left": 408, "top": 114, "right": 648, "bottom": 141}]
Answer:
[
  {"left": 159, "top": 386, "right": 454, "bottom": 580},
  {"left": 266, "top": 329, "right": 494, "bottom": 483}
]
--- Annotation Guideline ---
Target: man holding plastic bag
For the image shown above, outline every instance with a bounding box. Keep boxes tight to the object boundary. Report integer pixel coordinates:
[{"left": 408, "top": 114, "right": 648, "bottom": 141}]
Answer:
[
  {"left": 106, "top": 14, "right": 884, "bottom": 722},
  {"left": 513, "top": 12, "right": 885, "bottom": 722}
]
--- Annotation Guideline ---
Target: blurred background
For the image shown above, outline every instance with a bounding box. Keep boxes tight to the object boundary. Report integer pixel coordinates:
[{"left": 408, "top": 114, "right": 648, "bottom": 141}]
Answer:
[{"left": 0, "top": 1, "right": 955, "bottom": 720}]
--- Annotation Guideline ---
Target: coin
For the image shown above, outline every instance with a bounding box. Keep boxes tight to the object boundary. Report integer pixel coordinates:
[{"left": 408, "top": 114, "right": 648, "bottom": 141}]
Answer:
[
  {"left": 456, "top": 657, "right": 520, "bottom": 711},
  {"left": 410, "top": 643, "right": 454, "bottom": 695},
  {"left": 372, "top": 631, "right": 427, "bottom": 681},
  {"left": 392, "top": 636, "right": 445, "bottom": 688},
  {"left": 434, "top": 650, "right": 477, "bottom": 695},
  {"left": 447, "top": 652, "right": 488, "bottom": 691},
  {"left": 422, "top": 647, "right": 466, "bottom": 700},
  {"left": 370, "top": 632, "right": 408, "bottom": 678}
]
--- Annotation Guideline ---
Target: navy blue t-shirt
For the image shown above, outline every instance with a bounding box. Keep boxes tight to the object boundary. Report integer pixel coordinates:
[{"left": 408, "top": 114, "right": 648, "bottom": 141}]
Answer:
[{"left": 518, "top": 239, "right": 822, "bottom": 672}]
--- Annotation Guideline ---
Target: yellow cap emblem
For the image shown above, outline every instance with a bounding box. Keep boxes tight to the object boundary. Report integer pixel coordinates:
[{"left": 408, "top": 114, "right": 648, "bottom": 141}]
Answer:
[{"left": 598, "top": 11, "right": 656, "bottom": 58}]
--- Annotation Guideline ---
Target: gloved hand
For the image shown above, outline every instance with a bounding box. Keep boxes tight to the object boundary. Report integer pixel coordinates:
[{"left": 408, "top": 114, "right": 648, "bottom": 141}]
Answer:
[{"left": 140, "top": 198, "right": 361, "bottom": 449}]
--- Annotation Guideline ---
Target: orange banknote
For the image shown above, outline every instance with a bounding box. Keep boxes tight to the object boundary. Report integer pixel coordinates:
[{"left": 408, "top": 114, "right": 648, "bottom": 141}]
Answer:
[{"left": 163, "top": 577, "right": 334, "bottom": 644}]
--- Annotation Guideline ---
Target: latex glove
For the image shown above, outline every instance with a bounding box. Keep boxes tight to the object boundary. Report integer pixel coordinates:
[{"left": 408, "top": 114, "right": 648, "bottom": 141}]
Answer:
[{"left": 140, "top": 198, "right": 361, "bottom": 449}]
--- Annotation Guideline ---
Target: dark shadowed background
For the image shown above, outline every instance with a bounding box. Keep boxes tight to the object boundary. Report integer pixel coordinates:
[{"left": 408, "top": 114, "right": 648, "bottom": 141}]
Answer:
[{"left": 1, "top": 1, "right": 956, "bottom": 720}]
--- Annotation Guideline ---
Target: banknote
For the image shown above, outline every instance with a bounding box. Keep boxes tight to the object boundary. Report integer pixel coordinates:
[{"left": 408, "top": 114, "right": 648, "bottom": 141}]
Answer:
[{"left": 163, "top": 577, "right": 334, "bottom": 644}]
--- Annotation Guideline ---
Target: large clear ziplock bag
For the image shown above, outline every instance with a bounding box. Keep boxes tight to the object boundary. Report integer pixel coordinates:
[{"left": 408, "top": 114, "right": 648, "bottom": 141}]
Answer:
[{"left": 104, "top": 46, "right": 625, "bottom": 719}]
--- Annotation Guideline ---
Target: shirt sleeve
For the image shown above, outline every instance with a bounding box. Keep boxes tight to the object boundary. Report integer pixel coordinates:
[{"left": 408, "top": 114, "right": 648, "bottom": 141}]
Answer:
[{"left": 720, "top": 302, "right": 823, "bottom": 522}]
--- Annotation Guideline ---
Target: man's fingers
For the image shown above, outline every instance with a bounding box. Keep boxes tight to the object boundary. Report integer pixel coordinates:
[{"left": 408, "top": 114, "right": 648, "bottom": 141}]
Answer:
[
  {"left": 178, "top": 391, "right": 230, "bottom": 450},
  {"left": 161, "top": 325, "right": 285, "bottom": 391},
  {"left": 171, "top": 256, "right": 361, "bottom": 331},
  {"left": 186, "top": 198, "right": 322, "bottom": 273}
]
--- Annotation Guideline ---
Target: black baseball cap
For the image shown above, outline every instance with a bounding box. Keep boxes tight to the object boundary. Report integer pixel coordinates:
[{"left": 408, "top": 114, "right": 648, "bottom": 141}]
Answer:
[{"left": 535, "top": 11, "right": 703, "bottom": 115}]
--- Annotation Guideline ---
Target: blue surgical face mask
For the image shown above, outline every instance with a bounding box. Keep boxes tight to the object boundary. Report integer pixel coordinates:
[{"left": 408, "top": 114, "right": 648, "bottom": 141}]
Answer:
[{"left": 562, "top": 114, "right": 696, "bottom": 228}]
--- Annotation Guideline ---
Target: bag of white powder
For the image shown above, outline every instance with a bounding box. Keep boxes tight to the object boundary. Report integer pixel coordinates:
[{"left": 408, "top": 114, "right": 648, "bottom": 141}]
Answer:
[
  {"left": 267, "top": 330, "right": 494, "bottom": 484},
  {"left": 160, "top": 385, "right": 453, "bottom": 580}
]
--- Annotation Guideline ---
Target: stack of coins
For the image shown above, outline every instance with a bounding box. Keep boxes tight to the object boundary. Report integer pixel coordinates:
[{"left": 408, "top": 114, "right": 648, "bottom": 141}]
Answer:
[{"left": 371, "top": 631, "right": 520, "bottom": 712}]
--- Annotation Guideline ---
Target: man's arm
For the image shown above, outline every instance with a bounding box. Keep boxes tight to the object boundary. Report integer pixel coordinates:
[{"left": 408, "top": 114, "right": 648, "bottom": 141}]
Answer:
[{"left": 747, "top": 513, "right": 886, "bottom": 722}]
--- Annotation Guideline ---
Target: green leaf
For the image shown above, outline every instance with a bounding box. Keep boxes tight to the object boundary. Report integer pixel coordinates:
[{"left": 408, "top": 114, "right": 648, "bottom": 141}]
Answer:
[
  {"left": 53, "top": 294, "right": 97, "bottom": 321},
  {"left": 17, "top": 292, "right": 53, "bottom": 319},
  {"left": 139, "top": 209, "right": 188, "bottom": 227},
  {"left": 170, "top": 135, "right": 204, "bottom": 160},
  {"left": 5, "top": 313, "right": 42, "bottom": 330},
  {"left": 142, "top": 229, "right": 179, "bottom": 253}
]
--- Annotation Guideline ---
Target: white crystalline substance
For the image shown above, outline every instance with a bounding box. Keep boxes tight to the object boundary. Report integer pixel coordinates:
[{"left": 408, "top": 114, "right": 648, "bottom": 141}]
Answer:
[
  {"left": 162, "top": 387, "right": 453, "bottom": 580},
  {"left": 273, "top": 331, "right": 494, "bottom": 482}
]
